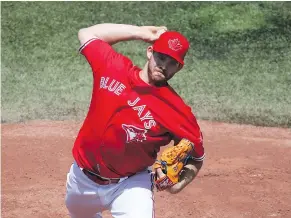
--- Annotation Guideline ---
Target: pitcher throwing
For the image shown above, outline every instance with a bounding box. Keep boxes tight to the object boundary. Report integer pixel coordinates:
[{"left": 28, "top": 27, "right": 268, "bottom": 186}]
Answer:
[{"left": 65, "top": 23, "right": 205, "bottom": 218}]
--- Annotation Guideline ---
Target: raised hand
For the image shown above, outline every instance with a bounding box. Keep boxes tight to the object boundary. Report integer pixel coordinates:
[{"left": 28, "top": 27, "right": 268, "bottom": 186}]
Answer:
[{"left": 140, "top": 26, "right": 168, "bottom": 43}]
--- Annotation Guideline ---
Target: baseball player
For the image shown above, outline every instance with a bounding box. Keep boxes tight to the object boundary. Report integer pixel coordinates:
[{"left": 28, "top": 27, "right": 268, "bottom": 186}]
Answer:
[{"left": 65, "top": 23, "right": 205, "bottom": 218}]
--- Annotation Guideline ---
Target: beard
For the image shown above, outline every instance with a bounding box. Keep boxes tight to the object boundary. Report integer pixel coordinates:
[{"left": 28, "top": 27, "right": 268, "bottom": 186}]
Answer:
[{"left": 148, "top": 66, "right": 168, "bottom": 86}]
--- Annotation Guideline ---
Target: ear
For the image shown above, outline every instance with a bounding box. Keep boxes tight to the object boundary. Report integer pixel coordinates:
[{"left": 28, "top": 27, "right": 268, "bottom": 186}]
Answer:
[
  {"left": 147, "top": 46, "right": 154, "bottom": 60},
  {"left": 177, "top": 63, "right": 183, "bottom": 71}
]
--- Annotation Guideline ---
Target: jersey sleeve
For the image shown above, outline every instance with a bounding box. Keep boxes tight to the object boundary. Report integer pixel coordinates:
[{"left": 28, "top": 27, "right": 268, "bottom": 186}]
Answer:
[{"left": 78, "top": 38, "right": 132, "bottom": 78}]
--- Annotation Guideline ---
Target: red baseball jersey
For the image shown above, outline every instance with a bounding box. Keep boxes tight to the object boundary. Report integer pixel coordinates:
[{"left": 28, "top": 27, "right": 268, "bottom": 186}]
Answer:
[{"left": 73, "top": 38, "right": 205, "bottom": 178}]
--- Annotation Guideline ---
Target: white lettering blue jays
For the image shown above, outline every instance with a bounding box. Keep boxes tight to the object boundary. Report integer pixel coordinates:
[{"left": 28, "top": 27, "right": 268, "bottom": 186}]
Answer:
[
  {"left": 100, "top": 76, "right": 156, "bottom": 130},
  {"left": 100, "top": 77, "right": 126, "bottom": 96},
  {"left": 127, "top": 97, "right": 156, "bottom": 130}
]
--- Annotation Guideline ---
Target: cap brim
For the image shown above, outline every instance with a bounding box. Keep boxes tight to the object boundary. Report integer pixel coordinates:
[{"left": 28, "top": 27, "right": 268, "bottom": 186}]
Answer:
[{"left": 153, "top": 47, "right": 184, "bottom": 65}]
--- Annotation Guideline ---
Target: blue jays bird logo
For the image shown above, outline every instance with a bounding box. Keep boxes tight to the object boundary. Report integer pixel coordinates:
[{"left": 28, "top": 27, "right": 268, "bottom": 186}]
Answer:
[{"left": 122, "top": 124, "right": 147, "bottom": 143}]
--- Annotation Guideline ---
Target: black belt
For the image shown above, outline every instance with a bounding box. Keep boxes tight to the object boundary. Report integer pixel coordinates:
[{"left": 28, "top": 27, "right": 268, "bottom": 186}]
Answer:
[{"left": 82, "top": 168, "right": 122, "bottom": 185}]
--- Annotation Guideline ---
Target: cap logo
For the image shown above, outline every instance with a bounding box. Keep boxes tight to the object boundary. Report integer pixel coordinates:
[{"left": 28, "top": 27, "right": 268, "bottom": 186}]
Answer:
[{"left": 168, "top": 38, "right": 182, "bottom": 51}]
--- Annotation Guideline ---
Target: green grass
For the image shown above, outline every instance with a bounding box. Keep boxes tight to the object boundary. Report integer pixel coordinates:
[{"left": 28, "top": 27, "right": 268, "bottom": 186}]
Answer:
[{"left": 1, "top": 2, "right": 291, "bottom": 127}]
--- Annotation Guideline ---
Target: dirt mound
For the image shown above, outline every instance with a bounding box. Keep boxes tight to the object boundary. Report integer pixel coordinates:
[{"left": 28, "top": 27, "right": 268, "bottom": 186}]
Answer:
[{"left": 2, "top": 120, "right": 291, "bottom": 218}]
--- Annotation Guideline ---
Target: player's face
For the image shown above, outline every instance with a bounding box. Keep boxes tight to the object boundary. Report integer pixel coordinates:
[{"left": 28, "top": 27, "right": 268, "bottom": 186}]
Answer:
[{"left": 147, "top": 48, "right": 182, "bottom": 85}]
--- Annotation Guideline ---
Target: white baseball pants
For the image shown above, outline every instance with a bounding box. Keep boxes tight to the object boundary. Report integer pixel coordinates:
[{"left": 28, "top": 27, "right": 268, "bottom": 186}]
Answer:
[{"left": 65, "top": 162, "right": 155, "bottom": 218}]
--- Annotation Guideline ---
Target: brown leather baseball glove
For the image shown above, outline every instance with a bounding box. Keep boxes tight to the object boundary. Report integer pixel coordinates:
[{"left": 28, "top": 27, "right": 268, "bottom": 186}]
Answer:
[{"left": 152, "top": 138, "right": 194, "bottom": 191}]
